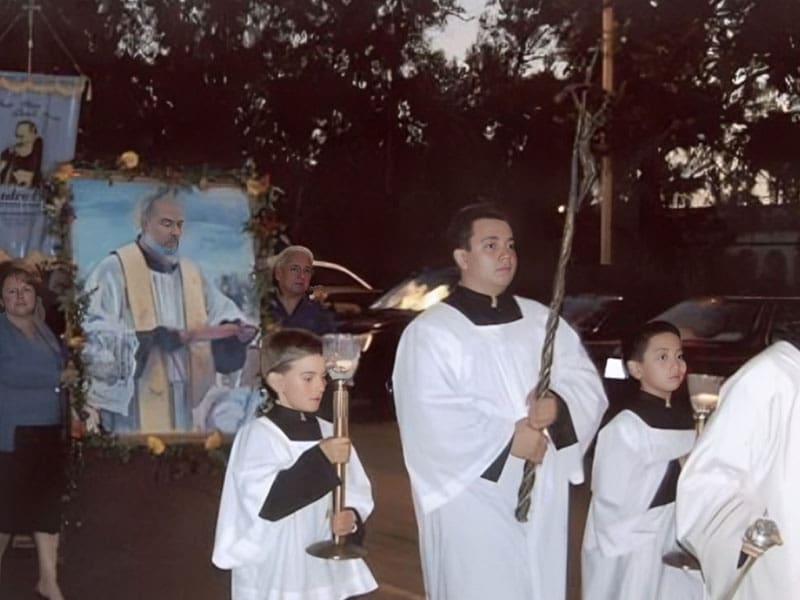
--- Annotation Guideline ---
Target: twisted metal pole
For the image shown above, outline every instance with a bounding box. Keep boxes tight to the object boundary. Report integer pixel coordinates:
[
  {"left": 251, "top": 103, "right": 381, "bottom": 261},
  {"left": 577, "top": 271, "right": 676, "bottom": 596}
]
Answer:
[{"left": 515, "top": 53, "right": 607, "bottom": 522}]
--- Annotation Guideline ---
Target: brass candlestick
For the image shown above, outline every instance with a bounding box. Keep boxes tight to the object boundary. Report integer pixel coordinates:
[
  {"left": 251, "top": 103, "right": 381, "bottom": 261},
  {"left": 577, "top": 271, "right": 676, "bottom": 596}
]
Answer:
[
  {"left": 688, "top": 373, "right": 724, "bottom": 435},
  {"left": 306, "top": 334, "right": 367, "bottom": 560}
]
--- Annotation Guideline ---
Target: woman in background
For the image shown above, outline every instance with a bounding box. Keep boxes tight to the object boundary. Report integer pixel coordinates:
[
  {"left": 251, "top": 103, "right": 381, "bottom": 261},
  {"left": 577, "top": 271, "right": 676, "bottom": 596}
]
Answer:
[{"left": 0, "top": 260, "right": 66, "bottom": 600}]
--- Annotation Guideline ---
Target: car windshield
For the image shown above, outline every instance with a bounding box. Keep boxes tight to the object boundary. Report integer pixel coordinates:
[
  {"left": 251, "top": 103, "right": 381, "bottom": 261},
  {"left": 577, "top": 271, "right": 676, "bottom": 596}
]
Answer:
[
  {"left": 370, "top": 268, "right": 457, "bottom": 312},
  {"left": 562, "top": 295, "right": 622, "bottom": 335},
  {"left": 311, "top": 261, "right": 372, "bottom": 290},
  {"left": 655, "top": 298, "right": 760, "bottom": 343}
]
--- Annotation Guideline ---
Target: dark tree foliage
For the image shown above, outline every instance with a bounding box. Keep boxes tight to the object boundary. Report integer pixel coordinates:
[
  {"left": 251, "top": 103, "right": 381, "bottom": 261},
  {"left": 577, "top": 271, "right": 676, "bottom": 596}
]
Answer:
[{"left": 0, "top": 0, "right": 798, "bottom": 284}]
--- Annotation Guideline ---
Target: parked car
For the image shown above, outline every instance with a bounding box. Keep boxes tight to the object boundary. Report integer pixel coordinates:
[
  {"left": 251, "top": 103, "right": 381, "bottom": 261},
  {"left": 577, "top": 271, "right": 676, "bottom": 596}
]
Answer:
[
  {"left": 338, "top": 267, "right": 458, "bottom": 414},
  {"left": 339, "top": 267, "right": 649, "bottom": 416},
  {"left": 653, "top": 295, "right": 800, "bottom": 377},
  {"left": 310, "top": 260, "right": 382, "bottom": 314},
  {"left": 561, "top": 293, "right": 664, "bottom": 370}
]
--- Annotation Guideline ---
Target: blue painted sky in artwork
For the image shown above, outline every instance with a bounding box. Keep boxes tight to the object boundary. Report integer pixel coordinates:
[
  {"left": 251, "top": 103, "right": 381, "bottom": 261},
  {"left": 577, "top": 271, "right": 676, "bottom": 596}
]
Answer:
[{"left": 71, "top": 178, "right": 254, "bottom": 295}]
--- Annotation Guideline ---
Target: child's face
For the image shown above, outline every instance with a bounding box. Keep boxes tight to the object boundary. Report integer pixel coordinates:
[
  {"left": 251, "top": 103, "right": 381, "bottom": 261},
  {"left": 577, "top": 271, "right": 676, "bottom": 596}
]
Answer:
[
  {"left": 269, "top": 354, "right": 328, "bottom": 413},
  {"left": 627, "top": 332, "right": 686, "bottom": 400}
]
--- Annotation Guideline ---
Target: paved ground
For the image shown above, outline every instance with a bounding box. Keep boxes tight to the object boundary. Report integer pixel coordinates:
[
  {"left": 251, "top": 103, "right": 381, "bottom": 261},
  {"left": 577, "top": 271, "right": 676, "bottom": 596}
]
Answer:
[{"left": 1, "top": 421, "right": 590, "bottom": 600}]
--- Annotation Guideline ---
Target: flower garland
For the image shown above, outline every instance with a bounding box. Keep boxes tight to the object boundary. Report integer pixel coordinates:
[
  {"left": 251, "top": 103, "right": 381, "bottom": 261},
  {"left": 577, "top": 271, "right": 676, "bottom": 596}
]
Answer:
[{"left": 42, "top": 153, "right": 284, "bottom": 477}]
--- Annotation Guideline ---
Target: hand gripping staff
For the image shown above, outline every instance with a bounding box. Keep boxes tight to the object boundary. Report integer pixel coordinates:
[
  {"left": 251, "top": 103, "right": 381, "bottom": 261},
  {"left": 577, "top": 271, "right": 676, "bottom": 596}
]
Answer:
[{"left": 515, "top": 52, "right": 609, "bottom": 522}]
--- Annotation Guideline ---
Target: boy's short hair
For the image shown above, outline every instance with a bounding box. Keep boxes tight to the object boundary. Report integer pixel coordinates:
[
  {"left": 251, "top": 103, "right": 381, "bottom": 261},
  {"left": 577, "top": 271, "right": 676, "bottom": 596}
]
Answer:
[
  {"left": 446, "top": 203, "right": 510, "bottom": 251},
  {"left": 623, "top": 320, "right": 681, "bottom": 363},
  {"left": 260, "top": 328, "right": 323, "bottom": 378}
]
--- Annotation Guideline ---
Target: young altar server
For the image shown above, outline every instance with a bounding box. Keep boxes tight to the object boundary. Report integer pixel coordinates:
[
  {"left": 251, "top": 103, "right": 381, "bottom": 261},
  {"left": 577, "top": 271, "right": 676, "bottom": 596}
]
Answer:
[
  {"left": 212, "top": 329, "right": 377, "bottom": 600},
  {"left": 582, "top": 320, "right": 703, "bottom": 600},
  {"left": 392, "top": 204, "right": 607, "bottom": 600},
  {"left": 677, "top": 333, "right": 800, "bottom": 600}
]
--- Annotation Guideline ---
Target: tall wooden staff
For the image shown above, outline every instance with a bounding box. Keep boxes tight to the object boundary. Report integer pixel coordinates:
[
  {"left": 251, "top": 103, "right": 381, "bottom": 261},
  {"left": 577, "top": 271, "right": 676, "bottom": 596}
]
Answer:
[{"left": 515, "top": 52, "right": 609, "bottom": 522}]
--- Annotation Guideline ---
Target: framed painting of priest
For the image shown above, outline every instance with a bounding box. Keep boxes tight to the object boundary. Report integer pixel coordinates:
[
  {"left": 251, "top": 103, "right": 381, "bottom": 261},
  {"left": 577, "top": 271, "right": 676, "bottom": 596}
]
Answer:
[{"left": 73, "top": 179, "right": 259, "bottom": 436}]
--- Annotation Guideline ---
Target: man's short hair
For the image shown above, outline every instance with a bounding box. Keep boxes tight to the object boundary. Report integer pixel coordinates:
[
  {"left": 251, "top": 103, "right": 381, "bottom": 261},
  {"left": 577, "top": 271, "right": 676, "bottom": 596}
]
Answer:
[
  {"left": 446, "top": 203, "right": 510, "bottom": 251},
  {"left": 273, "top": 245, "right": 315, "bottom": 271},
  {"left": 623, "top": 320, "right": 682, "bottom": 363},
  {"left": 139, "top": 187, "right": 182, "bottom": 230}
]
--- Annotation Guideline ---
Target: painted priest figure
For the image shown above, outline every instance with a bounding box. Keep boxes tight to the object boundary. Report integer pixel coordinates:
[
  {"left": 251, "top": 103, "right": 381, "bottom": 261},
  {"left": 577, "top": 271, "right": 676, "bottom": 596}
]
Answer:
[
  {"left": 392, "top": 203, "right": 607, "bottom": 600},
  {"left": 82, "top": 189, "right": 256, "bottom": 433},
  {"left": 677, "top": 334, "right": 800, "bottom": 600}
]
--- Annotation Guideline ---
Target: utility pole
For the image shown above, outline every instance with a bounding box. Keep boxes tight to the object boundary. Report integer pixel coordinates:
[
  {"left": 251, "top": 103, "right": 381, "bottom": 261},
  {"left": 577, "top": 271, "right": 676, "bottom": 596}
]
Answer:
[
  {"left": 600, "top": 0, "right": 614, "bottom": 264},
  {"left": 25, "top": 0, "right": 41, "bottom": 75}
]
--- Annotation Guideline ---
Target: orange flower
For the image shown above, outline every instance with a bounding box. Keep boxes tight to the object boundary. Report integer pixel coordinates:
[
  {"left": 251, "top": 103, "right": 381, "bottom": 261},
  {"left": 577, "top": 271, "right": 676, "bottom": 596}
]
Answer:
[
  {"left": 246, "top": 173, "right": 271, "bottom": 197},
  {"left": 70, "top": 419, "right": 86, "bottom": 440},
  {"left": 117, "top": 151, "right": 140, "bottom": 170},
  {"left": 52, "top": 162, "right": 75, "bottom": 183},
  {"left": 204, "top": 430, "right": 223, "bottom": 451},
  {"left": 66, "top": 336, "right": 85, "bottom": 350},
  {"left": 147, "top": 436, "right": 166, "bottom": 456}
]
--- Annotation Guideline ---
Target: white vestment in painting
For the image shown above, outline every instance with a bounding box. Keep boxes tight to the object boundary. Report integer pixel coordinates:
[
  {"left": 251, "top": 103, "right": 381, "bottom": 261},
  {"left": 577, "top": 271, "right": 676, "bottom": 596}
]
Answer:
[
  {"left": 677, "top": 341, "right": 800, "bottom": 600},
  {"left": 392, "top": 296, "right": 607, "bottom": 600},
  {"left": 212, "top": 416, "right": 377, "bottom": 600},
  {"left": 582, "top": 401, "right": 703, "bottom": 600},
  {"left": 83, "top": 243, "right": 247, "bottom": 432}
]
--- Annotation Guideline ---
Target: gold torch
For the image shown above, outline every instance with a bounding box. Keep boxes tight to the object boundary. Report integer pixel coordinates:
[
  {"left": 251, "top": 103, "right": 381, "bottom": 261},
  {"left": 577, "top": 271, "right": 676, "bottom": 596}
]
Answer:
[
  {"left": 306, "top": 333, "right": 367, "bottom": 560},
  {"left": 662, "top": 372, "right": 726, "bottom": 571},
  {"left": 687, "top": 373, "right": 724, "bottom": 435}
]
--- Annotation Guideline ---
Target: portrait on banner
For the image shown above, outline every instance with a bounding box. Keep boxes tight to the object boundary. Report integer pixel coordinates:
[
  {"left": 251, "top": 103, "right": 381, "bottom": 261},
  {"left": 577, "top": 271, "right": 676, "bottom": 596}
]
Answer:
[
  {"left": 72, "top": 178, "right": 262, "bottom": 437},
  {"left": 0, "top": 71, "right": 85, "bottom": 260}
]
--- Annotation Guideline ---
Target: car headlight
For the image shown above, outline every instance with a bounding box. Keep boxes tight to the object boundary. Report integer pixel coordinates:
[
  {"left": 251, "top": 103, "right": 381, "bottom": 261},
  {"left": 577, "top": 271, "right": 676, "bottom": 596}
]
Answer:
[{"left": 359, "top": 332, "right": 373, "bottom": 353}]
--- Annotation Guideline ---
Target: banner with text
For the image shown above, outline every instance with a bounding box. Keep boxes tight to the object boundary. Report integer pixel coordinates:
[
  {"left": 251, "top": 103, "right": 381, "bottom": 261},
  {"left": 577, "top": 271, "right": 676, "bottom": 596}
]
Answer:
[{"left": 0, "top": 71, "right": 85, "bottom": 260}]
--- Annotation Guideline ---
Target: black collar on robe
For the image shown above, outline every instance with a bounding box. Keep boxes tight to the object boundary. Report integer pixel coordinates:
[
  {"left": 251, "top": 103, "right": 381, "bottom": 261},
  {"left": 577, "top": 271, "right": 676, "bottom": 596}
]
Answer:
[
  {"left": 264, "top": 403, "right": 322, "bottom": 441},
  {"left": 627, "top": 390, "right": 695, "bottom": 431},
  {"left": 444, "top": 284, "right": 522, "bottom": 326}
]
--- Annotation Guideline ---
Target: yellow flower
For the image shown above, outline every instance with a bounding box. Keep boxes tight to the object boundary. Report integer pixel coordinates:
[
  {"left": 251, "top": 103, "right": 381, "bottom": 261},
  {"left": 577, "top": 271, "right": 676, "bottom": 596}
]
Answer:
[
  {"left": 204, "top": 430, "right": 223, "bottom": 451},
  {"left": 117, "top": 150, "right": 140, "bottom": 170},
  {"left": 147, "top": 436, "right": 166, "bottom": 456},
  {"left": 66, "top": 335, "right": 85, "bottom": 349},
  {"left": 52, "top": 162, "right": 75, "bottom": 183},
  {"left": 246, "top": 174, "right": 270, "bottom": 197}
]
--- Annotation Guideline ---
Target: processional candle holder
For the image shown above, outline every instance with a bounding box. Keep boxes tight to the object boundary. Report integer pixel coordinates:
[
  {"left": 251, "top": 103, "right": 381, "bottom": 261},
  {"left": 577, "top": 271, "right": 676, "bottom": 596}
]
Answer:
[
  {"left": 687, "top": 373, "right": 724, "bottom": 435},
  {"left": 306, "top": 333, "right": 368, "bottom": 560},
  {"left": 663, "top": 372, "right": 726, "bottom": 572}
]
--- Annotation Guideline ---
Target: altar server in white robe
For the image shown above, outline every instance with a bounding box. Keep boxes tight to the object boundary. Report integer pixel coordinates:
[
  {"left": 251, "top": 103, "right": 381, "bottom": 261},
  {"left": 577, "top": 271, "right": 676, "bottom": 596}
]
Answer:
[
  {"left": 677, "top": 336, "right": 800, "bottom": 600},
  {"left": 392, "top": 204, "right": 608, "bottom": 600},
  {"left": 82, "top": 189, "right": 256, "bottom": 433},
  {"left": 213, "top": 329, "right": 377, "bottom": 600},
  {"left": 582, "top": 320, "right": 703, "bottom": 600}
]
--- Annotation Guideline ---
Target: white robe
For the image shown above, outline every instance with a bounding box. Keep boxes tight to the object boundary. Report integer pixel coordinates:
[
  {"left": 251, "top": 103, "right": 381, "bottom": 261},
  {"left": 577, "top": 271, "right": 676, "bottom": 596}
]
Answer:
[
  {"left": 392, "top": 298, "right": 607, "bottom": 600},
  {"left": 677, "top": 341, "right": 800, "bottom": 600},
  {"left": 212, "top": 416, "right": 377, "bottom": 600},
  {"left": 82, "top": 252, "right": 247, "bottom": 428},
  {"left": 582, "top": 408, "right": 703, "bottom": 600}
]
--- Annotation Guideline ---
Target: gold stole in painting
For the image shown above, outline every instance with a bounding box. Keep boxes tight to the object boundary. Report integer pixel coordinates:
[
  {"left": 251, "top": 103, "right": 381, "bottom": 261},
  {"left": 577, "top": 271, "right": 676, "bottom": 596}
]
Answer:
[{"left": 116, "top": 243, "right": 214, "bottom": 432}]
